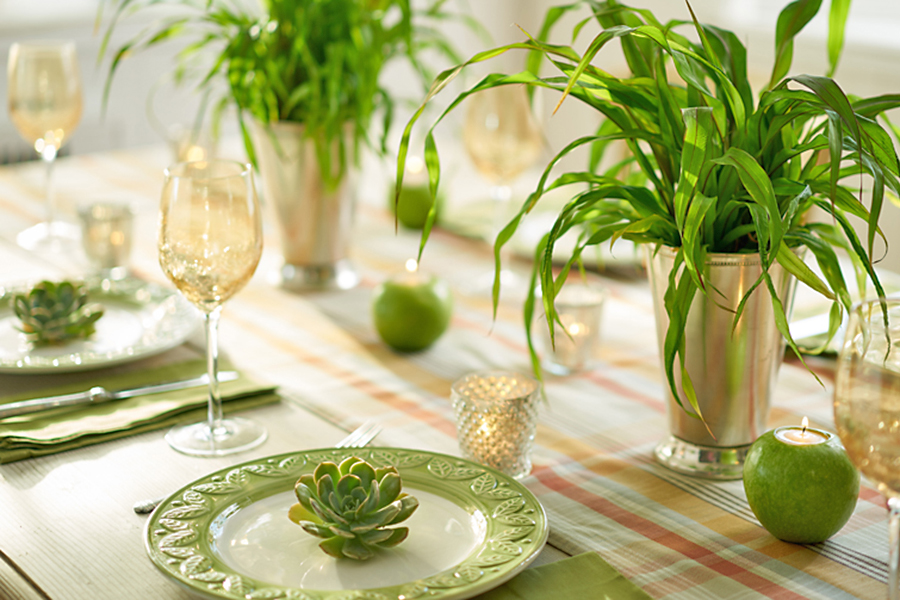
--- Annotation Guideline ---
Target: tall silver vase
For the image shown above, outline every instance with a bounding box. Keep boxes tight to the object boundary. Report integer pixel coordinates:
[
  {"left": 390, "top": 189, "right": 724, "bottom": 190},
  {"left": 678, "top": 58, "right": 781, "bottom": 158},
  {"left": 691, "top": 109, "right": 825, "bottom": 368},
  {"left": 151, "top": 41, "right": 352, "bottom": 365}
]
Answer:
[
  {"left": 249, "top": 120, "right": 359, "bottom": 291},
  {"left": 647, "top": 245, "right": 798, "bottom": 479}
]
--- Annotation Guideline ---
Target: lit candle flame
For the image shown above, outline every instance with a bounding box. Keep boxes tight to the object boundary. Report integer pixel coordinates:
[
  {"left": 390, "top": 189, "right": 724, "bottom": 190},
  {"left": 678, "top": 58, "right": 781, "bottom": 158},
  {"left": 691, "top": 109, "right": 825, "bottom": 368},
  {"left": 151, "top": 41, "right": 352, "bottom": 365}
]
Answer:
[
  {"left": 407, "top": 156, "right": 425, "bottom": 175},
  {"left": 801, "top": 416, "right": 809, "bottom": 434},
  {"left": 184, "top": 145, "right": 207, "bottom": 162},
  {"left": 405, "top": 258, "right": 418, "bottom": 273}
]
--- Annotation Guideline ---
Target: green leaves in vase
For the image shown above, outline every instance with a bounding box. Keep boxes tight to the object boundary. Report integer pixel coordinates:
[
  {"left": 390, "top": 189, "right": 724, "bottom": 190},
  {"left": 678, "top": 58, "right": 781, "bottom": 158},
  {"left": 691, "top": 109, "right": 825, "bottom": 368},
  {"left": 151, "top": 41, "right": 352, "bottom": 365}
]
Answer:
[
  {"left": 288, "top": 456, "right": 419, "bottom": 560},
  {"left": 395, "top": 0, "right": 900, "bottom": 415},
  {"left": 96, "top": 0, "right": 475, "bottom": 188},
  {"left": 12, "top": 280, "right": 104, "bottom": 346}
]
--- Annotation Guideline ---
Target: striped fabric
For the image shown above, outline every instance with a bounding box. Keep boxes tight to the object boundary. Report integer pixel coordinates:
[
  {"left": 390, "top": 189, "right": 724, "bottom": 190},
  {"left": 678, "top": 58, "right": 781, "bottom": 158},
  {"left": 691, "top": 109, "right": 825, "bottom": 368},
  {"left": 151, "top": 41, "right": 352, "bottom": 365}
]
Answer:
[{"left": 0, "top": 145, "right": 888, "bottom": 599}]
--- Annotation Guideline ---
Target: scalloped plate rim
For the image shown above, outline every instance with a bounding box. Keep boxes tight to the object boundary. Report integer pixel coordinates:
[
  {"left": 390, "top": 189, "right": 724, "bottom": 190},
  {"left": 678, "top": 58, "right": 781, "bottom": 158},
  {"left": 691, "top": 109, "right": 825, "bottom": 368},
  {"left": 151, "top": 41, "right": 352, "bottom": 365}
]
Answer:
[
  {"left": 0, "top": 278, "right": 200, "bottom": 373},
  {"left": 143, "top": 447, "right": 549, "bottom": 600}
]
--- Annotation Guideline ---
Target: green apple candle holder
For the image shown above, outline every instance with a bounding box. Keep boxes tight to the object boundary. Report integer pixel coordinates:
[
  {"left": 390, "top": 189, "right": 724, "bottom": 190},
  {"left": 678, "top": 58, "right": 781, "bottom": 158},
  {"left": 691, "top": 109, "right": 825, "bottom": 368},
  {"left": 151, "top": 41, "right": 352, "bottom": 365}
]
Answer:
[
  {"left": 742, "top": 417, "right": 860, "bottom": 544},
  {"left": 372, "top": 259, "right": 453, "bottom": 352},
  {"left": 390, "top": 156, "right": 441, "bottom": 230}
]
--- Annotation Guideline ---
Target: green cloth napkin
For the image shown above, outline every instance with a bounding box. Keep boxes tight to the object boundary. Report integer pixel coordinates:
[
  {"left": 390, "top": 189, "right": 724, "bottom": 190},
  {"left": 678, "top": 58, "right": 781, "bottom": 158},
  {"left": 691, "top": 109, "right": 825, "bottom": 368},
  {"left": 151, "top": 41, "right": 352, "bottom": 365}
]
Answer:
[
  {"left": 0, "top": 358, "right": 278, "bottom": 463},
  {"left": 475, "top": 552, "right": 651, "bottom": 600}
]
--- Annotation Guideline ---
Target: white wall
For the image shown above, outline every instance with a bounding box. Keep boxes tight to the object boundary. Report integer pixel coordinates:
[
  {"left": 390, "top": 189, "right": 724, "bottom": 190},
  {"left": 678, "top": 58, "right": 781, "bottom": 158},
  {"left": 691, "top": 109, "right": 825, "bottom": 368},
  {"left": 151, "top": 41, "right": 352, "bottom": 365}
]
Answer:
[
  {"left": 2, "top": 0, "right": 899, "bottom": 268},
  {"left": 3, "top": 0, "right": 897, "bottom": 152}
]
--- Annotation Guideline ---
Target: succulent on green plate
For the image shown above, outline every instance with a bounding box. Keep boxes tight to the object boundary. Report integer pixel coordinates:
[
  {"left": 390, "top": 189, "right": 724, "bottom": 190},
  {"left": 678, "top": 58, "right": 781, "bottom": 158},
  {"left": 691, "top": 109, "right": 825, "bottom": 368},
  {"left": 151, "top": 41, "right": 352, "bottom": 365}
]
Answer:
[
  {"left": 288, "top": 456, "right": 419, "bottom": 560},
  {"left": 11, "top": 280, "right": 104, "bottom": 346}
]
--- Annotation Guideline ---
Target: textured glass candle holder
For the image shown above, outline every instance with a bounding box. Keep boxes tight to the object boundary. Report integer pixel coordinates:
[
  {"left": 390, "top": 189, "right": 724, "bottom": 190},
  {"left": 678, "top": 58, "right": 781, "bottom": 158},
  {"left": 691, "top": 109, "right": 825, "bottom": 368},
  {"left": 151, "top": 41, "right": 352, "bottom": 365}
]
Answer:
[
  {"left": 451, "top": 371, "right": 540, "bottom": 479},
  {"left": 539, "top": 282, "right": 606, "bottom": 375},
  {"left": 78, "top": 201, "right": 134, "bottom": 280}
]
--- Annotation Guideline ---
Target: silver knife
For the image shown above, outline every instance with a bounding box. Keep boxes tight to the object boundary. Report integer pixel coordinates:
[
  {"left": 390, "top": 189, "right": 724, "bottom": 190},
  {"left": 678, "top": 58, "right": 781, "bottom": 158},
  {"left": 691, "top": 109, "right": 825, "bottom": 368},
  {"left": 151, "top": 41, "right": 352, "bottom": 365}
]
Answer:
[{"left": 0, "top": 371, "right": 239, "bottom": 419}]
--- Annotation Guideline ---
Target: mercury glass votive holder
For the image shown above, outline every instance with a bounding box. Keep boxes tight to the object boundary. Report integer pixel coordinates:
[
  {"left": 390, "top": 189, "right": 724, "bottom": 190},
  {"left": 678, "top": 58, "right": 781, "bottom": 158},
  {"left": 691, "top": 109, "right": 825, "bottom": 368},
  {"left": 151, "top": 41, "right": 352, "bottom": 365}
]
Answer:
[
  {"left": 451, "top": 370, "right": 540, "bottom": 479},
  {"left": 539, "top": 282, "right": 606, "bottom": 375},
  {"left": 77, "top": 201, "right": 134, "bottom": 280}
]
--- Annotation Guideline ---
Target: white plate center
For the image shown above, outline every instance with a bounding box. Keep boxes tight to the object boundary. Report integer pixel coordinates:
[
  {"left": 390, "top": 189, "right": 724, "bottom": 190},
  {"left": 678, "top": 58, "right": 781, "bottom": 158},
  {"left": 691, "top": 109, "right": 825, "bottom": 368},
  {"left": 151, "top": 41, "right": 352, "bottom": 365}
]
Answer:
[{"left": 213, "top": 488, "right": 486, "bottom": 590}]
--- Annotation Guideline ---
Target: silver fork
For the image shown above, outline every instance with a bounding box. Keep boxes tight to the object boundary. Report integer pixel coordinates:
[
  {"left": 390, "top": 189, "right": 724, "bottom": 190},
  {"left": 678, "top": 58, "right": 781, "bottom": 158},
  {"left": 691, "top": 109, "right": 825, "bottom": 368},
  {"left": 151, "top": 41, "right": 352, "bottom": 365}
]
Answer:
[{"left": 132, "top": 421, "right": 382, "bottom": 515}]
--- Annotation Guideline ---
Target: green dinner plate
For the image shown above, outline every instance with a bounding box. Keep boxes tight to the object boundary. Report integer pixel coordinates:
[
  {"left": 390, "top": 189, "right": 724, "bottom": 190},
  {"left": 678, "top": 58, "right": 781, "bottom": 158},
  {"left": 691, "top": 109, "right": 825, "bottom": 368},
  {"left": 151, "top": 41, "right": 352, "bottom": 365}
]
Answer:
[
  {"left": 0, "top": 277, "right": 199, "bottom": 373},
  {"left": 145, "top": 447, "right": 549, "bottom": 600}
]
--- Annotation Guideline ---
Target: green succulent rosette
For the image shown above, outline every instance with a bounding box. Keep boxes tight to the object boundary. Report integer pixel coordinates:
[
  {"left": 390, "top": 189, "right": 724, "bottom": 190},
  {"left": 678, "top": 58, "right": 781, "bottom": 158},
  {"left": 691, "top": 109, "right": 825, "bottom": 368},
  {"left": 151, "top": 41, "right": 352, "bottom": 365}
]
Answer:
[
  {"left": 288, "top": 456, "right": 419, "bottom": 560},
  {"left": 12, "top": 280, "right": 104, "bottom": 346}
]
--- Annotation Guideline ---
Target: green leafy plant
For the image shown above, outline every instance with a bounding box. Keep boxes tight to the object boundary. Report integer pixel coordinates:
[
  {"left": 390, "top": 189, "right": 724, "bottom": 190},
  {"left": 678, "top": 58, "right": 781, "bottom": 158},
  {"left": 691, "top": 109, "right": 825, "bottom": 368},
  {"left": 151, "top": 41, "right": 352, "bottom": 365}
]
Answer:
[
  {"left": 396, "top": 0, "right": 900, "bottom": 419},
  {"left": 288, "top": 456, "right": 419, "bottom": 560},
  {"left": 96, "top": 0, "right": 476, "bottom": 187},
  {"left": 12, "top": 280, "right": 104, "bottom": 346}
]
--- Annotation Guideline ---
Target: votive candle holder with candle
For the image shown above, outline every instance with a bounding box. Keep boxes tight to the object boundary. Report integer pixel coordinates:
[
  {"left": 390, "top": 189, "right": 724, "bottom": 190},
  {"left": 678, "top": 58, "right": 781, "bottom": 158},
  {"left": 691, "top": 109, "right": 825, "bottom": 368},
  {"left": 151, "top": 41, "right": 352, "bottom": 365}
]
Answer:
[
  {"left": 742, "top": 417, "right": 860, "bottom": 544},
  {"left": 390, "top": 155, "right": 439, "bottom": 230},
  {"left": 372, "top": 259, "right": 453, "bottom": 352},
  {"left": 451, "top": 370, "right": 540, "bottom": 479},
  {"left": 77, "top": 201, "right": 135, "bottom": 280},
  {"left": 539, "top": 281, "right": 606, "bottom": 375}
]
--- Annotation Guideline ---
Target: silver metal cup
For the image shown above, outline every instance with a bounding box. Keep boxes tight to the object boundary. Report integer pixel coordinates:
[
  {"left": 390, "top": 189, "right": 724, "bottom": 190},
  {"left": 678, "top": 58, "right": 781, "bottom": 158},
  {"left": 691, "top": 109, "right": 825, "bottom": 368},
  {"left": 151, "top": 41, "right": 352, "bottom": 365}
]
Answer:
[
  {"left": 249, "top": 120, "right": 359, "bottom": 291},
  {"left": 647, "top": 245, "right": 799, "bottom": 479}
]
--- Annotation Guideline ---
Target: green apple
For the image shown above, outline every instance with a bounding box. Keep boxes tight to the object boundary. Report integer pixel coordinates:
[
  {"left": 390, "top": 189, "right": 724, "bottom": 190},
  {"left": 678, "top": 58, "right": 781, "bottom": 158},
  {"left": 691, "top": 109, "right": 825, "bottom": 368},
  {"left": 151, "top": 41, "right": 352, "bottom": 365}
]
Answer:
[
  {"left": 743, "top": 428, "right": 860, "bottom": 544},
  {"left": 389, "top": 182, "right": 440, "bottom": 230},
  {"left": 372, "top": 276, "right": 453, "bottom": 352}
]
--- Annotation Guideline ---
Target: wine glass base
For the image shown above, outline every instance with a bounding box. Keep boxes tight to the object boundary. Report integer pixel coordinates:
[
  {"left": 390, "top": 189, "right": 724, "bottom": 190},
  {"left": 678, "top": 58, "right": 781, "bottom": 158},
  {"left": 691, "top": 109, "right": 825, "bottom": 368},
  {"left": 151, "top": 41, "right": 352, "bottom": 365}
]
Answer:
[
  {"left": 17, "top": 221, "right": 80, "bottom": 253},
  {"left": 165, "top": 417, "right": 267, "bottom": 457}
]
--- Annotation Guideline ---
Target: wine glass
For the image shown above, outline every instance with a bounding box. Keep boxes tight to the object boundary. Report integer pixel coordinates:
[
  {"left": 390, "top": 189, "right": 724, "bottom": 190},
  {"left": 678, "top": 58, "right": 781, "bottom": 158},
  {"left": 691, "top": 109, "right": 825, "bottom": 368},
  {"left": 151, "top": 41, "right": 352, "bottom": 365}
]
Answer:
[
  {"left": 159, "top": 160, "right": 266, "bottom": 456},
  {"left": 462, "top": 85, "right": 542, "bottom": 294},
  {"left": 834, "top": 299, "right": 900, "bottom": 599},
  {"left": 7, "top": 41, "right": 83, "bottom": 251}
]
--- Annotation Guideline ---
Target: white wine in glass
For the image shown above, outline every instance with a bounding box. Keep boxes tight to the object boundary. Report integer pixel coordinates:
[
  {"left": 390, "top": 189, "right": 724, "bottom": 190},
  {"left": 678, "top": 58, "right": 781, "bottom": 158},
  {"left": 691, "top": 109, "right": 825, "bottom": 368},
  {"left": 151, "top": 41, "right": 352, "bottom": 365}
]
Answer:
[
  {"left": 7, "top": 41, "right": 83, "bottom": 251},
  {"left": 834, "top": 299, "right": 900, "bottom": 600},
  {"left": 462, "top": 85, "right": 543, "bottom": 295},
  {"left": 159, "top": 160, "right": 266, "bottom": 456}
]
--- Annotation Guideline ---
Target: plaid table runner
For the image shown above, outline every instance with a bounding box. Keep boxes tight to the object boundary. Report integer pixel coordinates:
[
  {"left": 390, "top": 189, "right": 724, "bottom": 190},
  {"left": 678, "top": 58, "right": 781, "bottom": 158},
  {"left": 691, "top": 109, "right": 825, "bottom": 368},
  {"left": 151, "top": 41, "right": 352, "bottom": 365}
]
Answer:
[{"left": 0, "top": 146, "right": 887, "bottom": 599}]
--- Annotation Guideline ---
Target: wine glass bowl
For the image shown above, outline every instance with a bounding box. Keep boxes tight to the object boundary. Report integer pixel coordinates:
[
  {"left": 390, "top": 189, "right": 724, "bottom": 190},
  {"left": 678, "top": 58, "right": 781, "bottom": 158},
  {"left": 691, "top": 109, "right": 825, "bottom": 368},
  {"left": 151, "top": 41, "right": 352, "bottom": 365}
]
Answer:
[
  {"left": 463, "top": 85, "right": 542, "bottom": 192},
  {"left": 834, "top": 299, "right": 900, "bottom": 599},
  {"left": 461, "top": 85, "right": 543, "bottom": 295},
  {"left": 159, "top": 160, "right": 266, "bottom": 456},
  {"left": 7, "top": 41, "right": 83, "bottom": 250}
]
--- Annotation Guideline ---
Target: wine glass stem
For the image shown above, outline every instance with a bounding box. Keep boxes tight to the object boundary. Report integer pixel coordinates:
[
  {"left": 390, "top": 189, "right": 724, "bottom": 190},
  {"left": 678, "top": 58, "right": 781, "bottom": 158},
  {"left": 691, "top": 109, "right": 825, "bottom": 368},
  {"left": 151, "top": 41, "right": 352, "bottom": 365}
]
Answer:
[
  {"left": 41, "top": 149, "right": 58, "bottom": 225},
  {"left": 204, "top": 306, "right": 224, "bottom": 441},
  {"left": 489, "top": 183, "right": 512, "bottom": 237},
  {"left": 889, "top": 497, "right": 900, "bottom": 600}
]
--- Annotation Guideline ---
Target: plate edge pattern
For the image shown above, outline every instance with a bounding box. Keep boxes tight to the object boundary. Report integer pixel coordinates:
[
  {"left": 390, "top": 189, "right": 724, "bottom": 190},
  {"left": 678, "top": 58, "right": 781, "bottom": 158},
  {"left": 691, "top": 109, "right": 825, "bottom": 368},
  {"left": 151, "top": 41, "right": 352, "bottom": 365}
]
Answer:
[{"left": 145, "top": 448, "right": 547, "bottom": 600}]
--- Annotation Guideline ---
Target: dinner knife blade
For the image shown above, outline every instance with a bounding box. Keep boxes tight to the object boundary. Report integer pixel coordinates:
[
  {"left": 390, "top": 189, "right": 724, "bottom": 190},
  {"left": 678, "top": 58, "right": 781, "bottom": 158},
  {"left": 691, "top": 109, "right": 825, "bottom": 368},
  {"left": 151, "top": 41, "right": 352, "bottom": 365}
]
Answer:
[{"left": 0, "top": 371, "right": 239, "bottom": 419}]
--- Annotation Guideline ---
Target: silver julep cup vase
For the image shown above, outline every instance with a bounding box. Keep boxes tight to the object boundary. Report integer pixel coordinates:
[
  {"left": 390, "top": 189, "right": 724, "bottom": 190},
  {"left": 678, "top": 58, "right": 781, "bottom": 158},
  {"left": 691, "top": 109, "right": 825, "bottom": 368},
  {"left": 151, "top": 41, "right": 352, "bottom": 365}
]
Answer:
[
  {"left": 249, "top": 120, "right": 359, "bottom": 291},
  {"left": 647, "top": 245, "right": 799, "bottom": 479}
]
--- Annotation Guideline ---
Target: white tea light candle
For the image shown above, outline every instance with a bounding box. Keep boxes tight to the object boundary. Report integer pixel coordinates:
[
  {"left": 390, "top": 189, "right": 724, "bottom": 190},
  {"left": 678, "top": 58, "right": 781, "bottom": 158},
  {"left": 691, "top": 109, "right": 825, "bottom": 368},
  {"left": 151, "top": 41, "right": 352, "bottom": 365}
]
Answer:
[{"left": 774, "top": 416, "right": 828, "bottom": 445}]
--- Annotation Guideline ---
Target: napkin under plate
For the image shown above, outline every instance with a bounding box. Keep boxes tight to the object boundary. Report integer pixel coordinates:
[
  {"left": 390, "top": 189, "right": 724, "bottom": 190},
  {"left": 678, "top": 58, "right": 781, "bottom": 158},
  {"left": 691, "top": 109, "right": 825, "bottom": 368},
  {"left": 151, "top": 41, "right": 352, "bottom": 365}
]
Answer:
[
  {"left": 0, "top": 355, "right": 278, "bottom": 463},
  {"left": 474, "top": 552, "right": 651, "bottom": 599}
]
